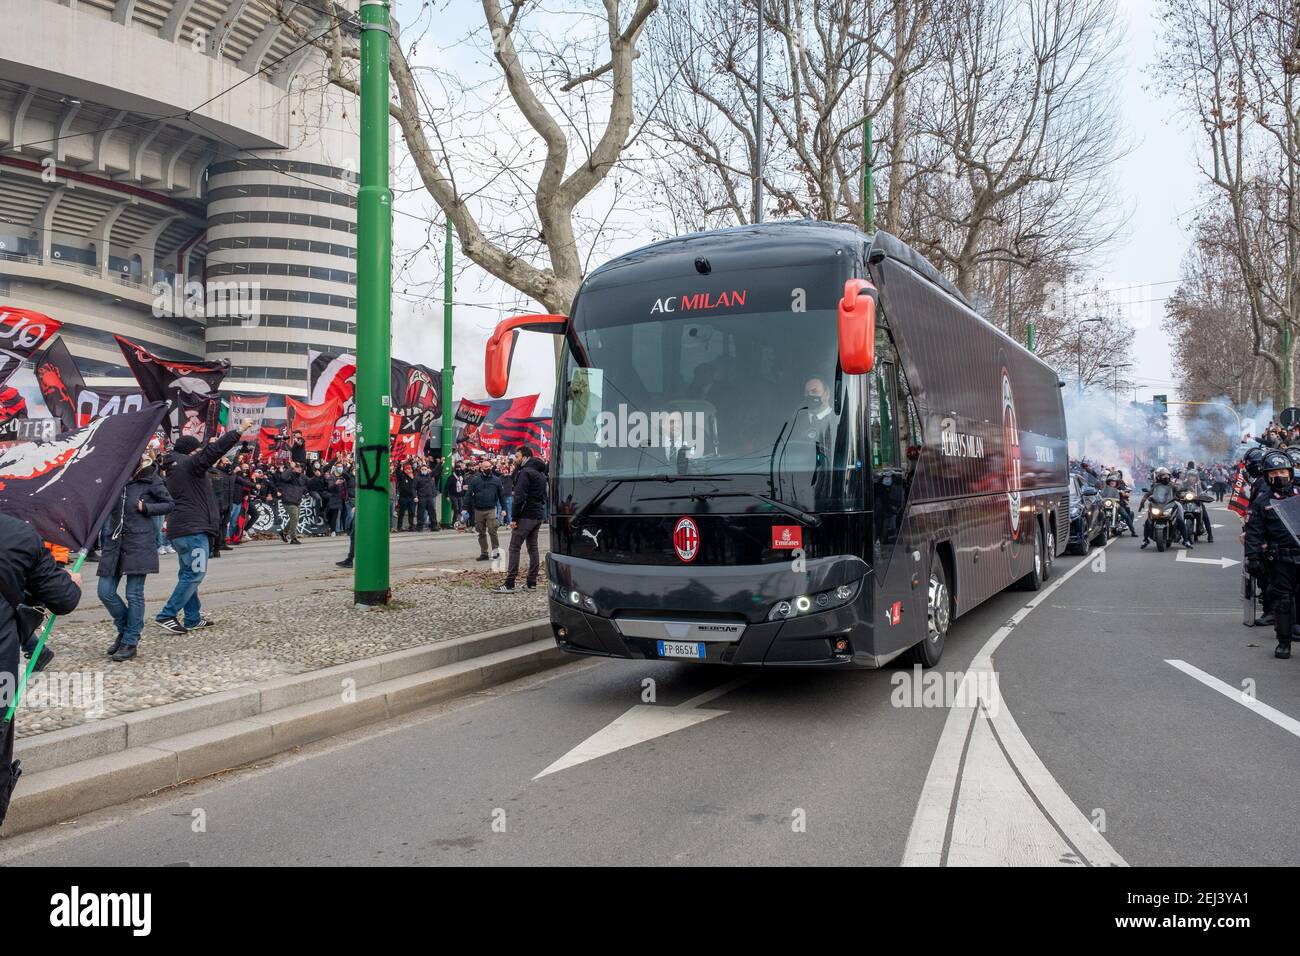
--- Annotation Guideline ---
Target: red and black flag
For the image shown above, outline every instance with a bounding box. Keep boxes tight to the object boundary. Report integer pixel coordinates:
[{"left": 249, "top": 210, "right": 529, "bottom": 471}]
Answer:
[
  {"left": 390, "top": 357, "right": 442, "bottom": 420},
  {"left": 0, "top": 386, "right": 25, "bottom": 427},
  {"left": 490, "top": 415, "right": 552, "bottom": 455},
  {"left": 0, "top": 306, "right": 60, "bottom": 391},
  {"left": 0, "top": 401, "right": 169, "bottom": 553},
  {"left": 1228, "top": 462, "right": 1251, "bottom": 518},
  {"left": 115, "top": 335, "right": 229, "bottom": 440},
  {"left": 34, "top": 336, "right": 85, "bottom": 432}
]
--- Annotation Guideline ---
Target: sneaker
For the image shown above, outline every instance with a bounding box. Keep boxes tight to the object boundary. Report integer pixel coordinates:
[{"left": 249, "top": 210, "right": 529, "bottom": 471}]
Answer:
[
  {"left": 106, "top": 637, "right": 123, "bottom": 657},
  {"left": 290, "top": 540, "right": 301, "bottom": 545},
  {"left": 157, "top": 546, "right": 168, "bottom": 555},
  {"left": 525, "top": 584, "right": 538, "bottom": 590},
  {"left": 279, "top": 530, "right": 288, "bottom": 542},
  {"left": 1276, "top": 642, "right": 1292, "bottom": 660},
  {"left": 496, "top": 584, "right": 516, "bottom": 594},
  {"left": 111, "top": 644, "right": 137, "bottom": 662},
  {"left": 476, "top": 554, "right": 490, "bottom": 561},
  {"left": 336, "top": 559, "right": 353, "bottom": 568},
  {"left": 155, "top": 617, "right": 187, "bottom": 634},
  {"left": 187, "top": 618, "right": 216, "bottom": 629},
  {"left": 1140, "top": 540, "right": 1149, "bottom": 549}
]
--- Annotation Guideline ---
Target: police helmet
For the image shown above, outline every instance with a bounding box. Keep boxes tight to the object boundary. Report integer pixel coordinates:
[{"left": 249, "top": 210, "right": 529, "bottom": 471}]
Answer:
[
  {"left": 1245, "top": 446, "right": 1266, "bottom": 479},
  {"left": 1261, "top": 450, "right": 1291, "bottom": 474}
]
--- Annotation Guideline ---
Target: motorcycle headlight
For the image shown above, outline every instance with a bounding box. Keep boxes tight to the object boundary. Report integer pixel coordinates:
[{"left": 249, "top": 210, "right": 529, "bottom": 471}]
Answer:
[
  {"left": 1070, "top": 504, "right": 1081, "bottom": 519},
  {"left": 1151, "top": 507, "right": 1163, "bottom": 516},
  {"left": 1183, "top": 493, "right": 1194, "bottom": 501},
  {"left": 767, "top": 579, "right": 862, "bottom": 622}
]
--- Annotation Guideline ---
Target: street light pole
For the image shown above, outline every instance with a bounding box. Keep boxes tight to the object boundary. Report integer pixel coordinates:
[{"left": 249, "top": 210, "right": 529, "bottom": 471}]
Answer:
[
  {"left": 354, "top": 0, "right": 393, "bottom": 606},
  {"left": 753, "top": 0, "right": 764, "bottom": 224}
]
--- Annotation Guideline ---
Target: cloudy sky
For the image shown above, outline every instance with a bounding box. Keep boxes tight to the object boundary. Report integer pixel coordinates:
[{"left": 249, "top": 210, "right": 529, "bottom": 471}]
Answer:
[{"left": 387, "top": 0, "right": 1205, "bottom": 416}]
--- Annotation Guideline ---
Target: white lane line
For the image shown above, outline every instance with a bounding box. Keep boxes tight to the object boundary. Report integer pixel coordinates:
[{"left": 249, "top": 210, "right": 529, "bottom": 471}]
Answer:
[
  {"left": 903, "top": 539, "right": 1128, "bottom": 867},
  {"left": 1166, "top": 659, "right": 1300, "bottom": 739}
]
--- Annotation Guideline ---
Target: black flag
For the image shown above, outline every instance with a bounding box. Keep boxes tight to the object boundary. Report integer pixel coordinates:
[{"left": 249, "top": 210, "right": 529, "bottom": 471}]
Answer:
[
  {"left": 34, "top": 337, "right": 84, "bottom": 432},
  {"left": 0, "top": 402, "right": 168, "bottom": 552},
  {"left": 115, "top": 335, "right": 229, "bottom": 439}
]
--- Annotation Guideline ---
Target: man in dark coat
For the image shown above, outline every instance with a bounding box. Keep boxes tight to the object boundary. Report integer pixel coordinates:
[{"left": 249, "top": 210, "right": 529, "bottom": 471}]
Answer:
[
  {"left": 394, "top": 463, "right": 416, "bottom": 532},
  {"left": 0, "top": 513, "right": 82, "bottom": 824},
  {"left": 154, "top": 421, "right": 250, "bottom": 634},
  {"left": 498, "top": 447, "right": 548, "bottom": 592},
  {"left": 414, "top": 465, "right": 439, "bottom": 532},
  {"left": 275, "top": 462, "right": 308, "bottom": 544},
  {"left": 99, "top": 456, "right": 174, "bottom": 661},
  {"left": 468, "top": 459, "right": 507, "bottom": 559}
]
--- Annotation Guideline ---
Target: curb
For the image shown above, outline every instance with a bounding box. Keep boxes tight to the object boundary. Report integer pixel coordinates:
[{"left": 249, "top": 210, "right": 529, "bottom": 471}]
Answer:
[{"left": 3, "top": 619, "right": 563, "bottom": 837}]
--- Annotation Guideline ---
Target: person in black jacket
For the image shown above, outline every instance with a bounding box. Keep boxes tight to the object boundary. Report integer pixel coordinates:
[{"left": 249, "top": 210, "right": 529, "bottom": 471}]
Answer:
[
  {"left": 1, "top": 512, "right": 82, "bottom": 820},
  {"left": 394, "top": 463, "right": 417, "bottom": 532},
  {"left": 443, "top": 464, "right": 469, "bottom": 530},
  {"left": 154, "top": 421, "right": 250, "bottom": 634},
  {"left": 1245, "top": 450, "right": 1300, "bottom": 660},
  {"left": 275, "top": 462, "right": 308, "bottom": 544},
  {"left": 498, "top": 447, "right": 547, "bottom": 592},
  {"left": 468, "top": 459, "right": 507, "bottom": 559},
  {"left": 414, "top": 465, "right": 439, "bottom": 532},
  {"left": 100, "top": 453, "right": 174, "bottom": 662}
]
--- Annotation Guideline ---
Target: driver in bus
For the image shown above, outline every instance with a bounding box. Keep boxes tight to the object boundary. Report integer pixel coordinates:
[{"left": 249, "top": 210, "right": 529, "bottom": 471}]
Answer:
[
  {"left": 803, "top": 378, "right": 833, "bottom": 439},
  {"left": 659, "top": 410, "right": 697, "bottom": 468}
]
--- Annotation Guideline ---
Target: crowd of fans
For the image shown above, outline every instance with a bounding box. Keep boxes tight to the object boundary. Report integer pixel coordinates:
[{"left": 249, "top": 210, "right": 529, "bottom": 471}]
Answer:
[{"left": 68, "top": 425, "right": 548, "bottom": 665}]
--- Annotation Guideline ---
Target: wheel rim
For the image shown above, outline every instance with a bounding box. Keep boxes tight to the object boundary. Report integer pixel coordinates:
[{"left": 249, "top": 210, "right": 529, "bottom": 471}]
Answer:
[
  {"left": 928, "top": 573, "right": 949, "bottom": 643},
  {"left": 1034, "top": 543, "right": 1043, "bottom": 579},
  {"left": 1047, "top": 532, "right": 1055, "bottom": 571}
]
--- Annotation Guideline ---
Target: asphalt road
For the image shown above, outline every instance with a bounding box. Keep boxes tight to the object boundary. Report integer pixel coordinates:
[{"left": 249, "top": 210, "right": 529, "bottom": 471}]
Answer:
[{"left": 4, "top": 504, "right": 1296, "bottom": 866}]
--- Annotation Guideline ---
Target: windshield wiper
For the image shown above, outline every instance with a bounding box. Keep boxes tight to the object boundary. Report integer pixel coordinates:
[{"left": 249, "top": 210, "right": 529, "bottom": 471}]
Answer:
[
  {"left": 570, "top": 474, "right": 715, "bottom": 525},
  {"left": 638, "top": 487, "right": 821, "bottom": 527}
]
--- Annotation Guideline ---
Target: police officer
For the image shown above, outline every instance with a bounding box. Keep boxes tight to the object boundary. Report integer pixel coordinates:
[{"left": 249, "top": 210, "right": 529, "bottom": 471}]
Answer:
[
  {"left": 1244, "top": 450, "right": 1300, "bottom": 659},
  {"left": 1241, "top": 445, "right": 1274, "bottom": 624},
  {"left": 0, "top": 512, "right": 83, "bottom": 822}
]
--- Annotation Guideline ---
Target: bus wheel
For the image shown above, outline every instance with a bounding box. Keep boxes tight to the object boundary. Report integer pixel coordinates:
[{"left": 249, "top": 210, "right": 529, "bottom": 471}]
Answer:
[
  {"left": 909, "top": 557, "right": 950, "bottom": 667},
  {"left": 1016, "top": 527, "right": 1045, "bottom": 591},
  {"left": 1043, "top": 527, "right": 1055, "bottom": 580}
]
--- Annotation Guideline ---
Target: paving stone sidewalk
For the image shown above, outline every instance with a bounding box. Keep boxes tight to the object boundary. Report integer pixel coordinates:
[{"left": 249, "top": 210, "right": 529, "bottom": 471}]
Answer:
[{"left": 14, "top": 568, "right": 549, "bottom": 738}]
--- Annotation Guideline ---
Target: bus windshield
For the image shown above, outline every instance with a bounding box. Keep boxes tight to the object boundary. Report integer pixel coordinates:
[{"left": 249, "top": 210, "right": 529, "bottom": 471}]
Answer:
[{"left": 555, "top": 265, "right": 866, "bottom": 514}]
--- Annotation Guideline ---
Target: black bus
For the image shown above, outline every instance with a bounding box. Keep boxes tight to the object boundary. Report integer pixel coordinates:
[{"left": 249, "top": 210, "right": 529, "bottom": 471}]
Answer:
[{"left": 485, "top": 222, "right": 1069, "bottom": 667}]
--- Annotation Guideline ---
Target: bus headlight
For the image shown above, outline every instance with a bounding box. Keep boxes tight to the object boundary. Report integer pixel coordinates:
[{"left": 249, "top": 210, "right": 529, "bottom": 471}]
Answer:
[
  {"left": 768, "top": 579, "right": 862, "bottom": 621},
  {"left": 551, "top": 581, "right": 597, "bottom": 613}
]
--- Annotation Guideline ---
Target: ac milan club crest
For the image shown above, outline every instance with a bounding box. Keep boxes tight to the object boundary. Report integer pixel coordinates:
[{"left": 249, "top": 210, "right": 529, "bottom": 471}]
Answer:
[{"left": 673, "top": 516, "right": 700, "bottom": 563}]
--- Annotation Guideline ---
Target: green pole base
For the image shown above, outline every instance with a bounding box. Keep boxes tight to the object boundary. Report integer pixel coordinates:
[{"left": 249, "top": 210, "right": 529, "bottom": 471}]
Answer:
[{"left": 354, "top": 589, "right": 392, "bottom": 607}]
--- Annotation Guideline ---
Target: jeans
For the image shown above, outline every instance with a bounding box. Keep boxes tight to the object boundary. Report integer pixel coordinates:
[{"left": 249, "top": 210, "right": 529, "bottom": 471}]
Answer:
[
  {"left": 505, "top": 517, "right": 542, "bottom": 588},
  {"left": 396, "top": 497, "right": 417, "bottom": 531},
  {"left": 504, "top": 495, "right": 514, "bottom": 524},
  {"left": 158, "top": 533, "right": 209, "bottom": 628},
  {"left": 152, "top": 515, "right": 166, "bottom": 550},
  {"left": 417, "top": 496, "right": 438, "bottom": 530},
  {"left": 99, "top": 573, "right": 147, "bottom": 646},
  {"left": 227, "top": 503, "right": 242, "bottom": 540}
]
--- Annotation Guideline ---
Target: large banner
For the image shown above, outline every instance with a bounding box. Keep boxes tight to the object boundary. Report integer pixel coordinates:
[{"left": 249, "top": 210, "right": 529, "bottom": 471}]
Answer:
[
  {"left": 75, "top": 385, "right": 146, "bottom": 427},
  {"left": 0, "top": 402, "right": 169, "bottom": 552},
  {"left": 463, "top": 395, "right": 540, "bottom": 452},
  {"left": 34, "top": 337, "right": 84, "bottom": 432},
  {"left": 0, "top": 306, "right": 60, "bottom": 391},
  {"left": 115, "top": 335, "right": 229, "bottom": 439},
  {"left": 309, "top": 350, "right": 443, "bottom": 425},
  {"left": 286, "top": 396, "right": 342, "bottom": 455},
  {"left": 228, "top": 394, "right": 269, "bottom": 439}
]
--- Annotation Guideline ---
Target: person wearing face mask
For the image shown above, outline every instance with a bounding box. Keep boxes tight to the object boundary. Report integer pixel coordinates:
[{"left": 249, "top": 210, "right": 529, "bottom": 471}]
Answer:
[
  {"left": 99, "top": 451, "right": 174, "bottom": 662},
  {"left": 1245, "top": 450, "right": 1300, "bottom": 659},
  {"left": 802, "top": 377, "right": 833, "bottom": 440},
  {"left": 414, "top": 464, "right": 440, "bottom": 531},
  {"left": 1138, "top": 467, "right": 1192, "bottom": 550}
]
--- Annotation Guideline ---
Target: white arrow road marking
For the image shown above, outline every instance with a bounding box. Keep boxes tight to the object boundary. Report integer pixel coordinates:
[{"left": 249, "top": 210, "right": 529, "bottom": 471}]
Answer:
[
  {"left": 1175, "top": 551, "right": 1239, "bottom": 568},
  {"left": 903, "top": 540, "right": 1127, "bottom": 867},
  {"left": 533, "top": 677, "right": 751, "bottom": 780},
  {"left": 1166, "top": 660, "right": 1300, "bottom": 740}
]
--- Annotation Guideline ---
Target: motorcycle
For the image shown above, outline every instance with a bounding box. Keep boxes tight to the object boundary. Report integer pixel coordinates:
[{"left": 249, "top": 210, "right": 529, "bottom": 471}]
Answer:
[
  {"left": 1100, "top": 496, "right": 1125, "bottom": 537},
  {"left": 1179, "top": 489, "right": 1215, "bottom": 543},
  {"left": 1145, "top": 484, "right": 1177, "bottom": 553}
]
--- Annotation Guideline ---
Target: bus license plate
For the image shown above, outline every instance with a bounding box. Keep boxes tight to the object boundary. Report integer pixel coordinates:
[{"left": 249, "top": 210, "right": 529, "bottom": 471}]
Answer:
[{"left": 657, "top": 640, "right": 706, "bottom": 659}]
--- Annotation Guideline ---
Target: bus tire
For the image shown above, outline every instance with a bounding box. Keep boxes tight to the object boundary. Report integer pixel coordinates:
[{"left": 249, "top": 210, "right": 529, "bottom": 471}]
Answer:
[
  {"left": 1043, "top": 522, "right": 1055, "bottom": 580},
  {"left": 1016, "top": 524, "right": 1045, "bottom": 591},
  {"left": 908, "top": 556, "right": 950, "bottom": 667}
]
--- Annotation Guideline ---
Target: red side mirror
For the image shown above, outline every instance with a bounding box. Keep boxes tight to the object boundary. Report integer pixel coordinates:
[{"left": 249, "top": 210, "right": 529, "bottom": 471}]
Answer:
[
  {"left": 838, "top": 279, "right": 877, "bottom": 374},
  {"left": 485, "top": 313, "right": 568, "bottom": 398}
]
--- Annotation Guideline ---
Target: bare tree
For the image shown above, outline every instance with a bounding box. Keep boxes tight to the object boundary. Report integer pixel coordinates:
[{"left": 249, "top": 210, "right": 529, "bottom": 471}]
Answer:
[
  {"left": 1156, "top": 0, "right": 1300, "bottom": 407},
  {"left": 1164, "top": 205, "right": 1274, "bottom": 405},
  {"left": 270, "top": 0, "right": 658, "bottom": 317}
]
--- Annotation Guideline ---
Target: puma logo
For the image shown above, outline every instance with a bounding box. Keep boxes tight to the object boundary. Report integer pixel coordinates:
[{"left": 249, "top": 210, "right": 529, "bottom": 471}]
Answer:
[{"left": 582, "top": 528, "right": 601, "bottom": 545}]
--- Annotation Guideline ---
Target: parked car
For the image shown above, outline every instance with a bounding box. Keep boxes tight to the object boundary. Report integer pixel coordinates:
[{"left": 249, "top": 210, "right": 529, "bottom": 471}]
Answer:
[{"left": 1068, "top": 472, "right": 1107, "bottom": 555}]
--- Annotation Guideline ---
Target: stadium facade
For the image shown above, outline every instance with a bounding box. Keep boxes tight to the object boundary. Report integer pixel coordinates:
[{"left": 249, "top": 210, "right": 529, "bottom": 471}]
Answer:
[{"left": 0, "top": 0, "right": 360, "bottom": 397}]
